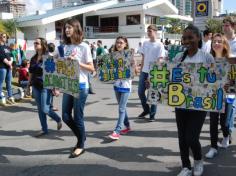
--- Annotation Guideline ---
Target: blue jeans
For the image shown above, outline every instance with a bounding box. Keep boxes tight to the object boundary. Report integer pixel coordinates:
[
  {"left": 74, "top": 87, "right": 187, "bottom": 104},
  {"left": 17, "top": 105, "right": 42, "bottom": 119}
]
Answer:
[
  {"left": 226, "top": 100, "right": 236, "bottom": 133},
  {"left": 33, "top": 87, "right": 61, "bottom": 133},
  {"left": 20, "top": 80, "right": 29, "bottom": 89},
  {"left": 62, "top": 89, "right": 88, "bottom": 148},
  {"left": 138, "top": 72, "right": 157, "bottom": 118},
  {"left": 114, "top": 91, "right": 130, "bottom": 134},
  {"left": 0, "top": 68, "right": 12, "bottom": 99}
]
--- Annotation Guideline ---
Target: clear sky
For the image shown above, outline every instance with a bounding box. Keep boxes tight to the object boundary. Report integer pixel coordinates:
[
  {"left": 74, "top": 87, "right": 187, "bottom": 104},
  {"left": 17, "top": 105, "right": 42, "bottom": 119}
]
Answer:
[
  {"left": 28, "top": 0, "right": 236, "bottom": 14},
  {"left": 223, "top": 0, "right": 236, "bottom": 13}
]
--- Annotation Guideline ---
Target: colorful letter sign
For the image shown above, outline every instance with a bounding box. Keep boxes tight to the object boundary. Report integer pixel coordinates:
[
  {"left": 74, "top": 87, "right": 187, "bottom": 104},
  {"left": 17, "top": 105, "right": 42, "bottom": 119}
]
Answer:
[
  {"left": 43, "top": 55, "right": 80, "bottom": 97},
  {"left": 148, "top": 62, "right": 233, "bottom": 112},
  {"left": 98, "top": 50, "right": 134, "bottom": 82}
]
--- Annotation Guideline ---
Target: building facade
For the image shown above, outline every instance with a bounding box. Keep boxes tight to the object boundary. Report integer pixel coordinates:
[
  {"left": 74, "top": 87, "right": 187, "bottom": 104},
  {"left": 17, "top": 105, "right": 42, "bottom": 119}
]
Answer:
[
  {"left": 193, "top": 0, "right": 223, "bottom": 30},
  {"left": 17, "top": 0, "right": 192, "bottom": 51},
  {"left": 53, "top": 0, "right": 100, "bottom": 8},
  {"left": 169, "top": 0, "right": 192, "bottom": 16},
  {"left": 0, "top": 0, "right": 25, "bottom": 17}
]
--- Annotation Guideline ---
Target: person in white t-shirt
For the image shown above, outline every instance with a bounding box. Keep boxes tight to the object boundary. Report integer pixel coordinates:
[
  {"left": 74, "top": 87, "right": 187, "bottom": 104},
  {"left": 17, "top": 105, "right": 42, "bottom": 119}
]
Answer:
[
  {"left": 138, "top": 24, "right": 165, "bottom": 122},
  {"left": 223, "top": 16, "right": 236, "bottom": 56},
  {"left": 61, "top": 19, "right": 94, "bottom": 158},
  {"left": 173, "top": 25, "right": 215, "bottom": 176},
  {"left": 201, "top": 29, "right": 212, "bottom": 53}
]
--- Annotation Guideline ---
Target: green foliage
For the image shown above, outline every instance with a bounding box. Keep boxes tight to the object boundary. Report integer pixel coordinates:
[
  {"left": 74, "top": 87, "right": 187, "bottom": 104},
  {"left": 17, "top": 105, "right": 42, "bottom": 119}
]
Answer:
[
  {"left": 1, "top": 19, "right": 17, "bottom": 37},
  {"left": 0, "top": 20, "right": 7, "bottom": 34},
  {"left": 205, "top": 19, "right": 222, "bottom": 33},
  {"left": 162, "top": 18, "right": 185, "bottom": 34},
  {"left": 0, "top": 19, "right": 20, "bottom": 38}
]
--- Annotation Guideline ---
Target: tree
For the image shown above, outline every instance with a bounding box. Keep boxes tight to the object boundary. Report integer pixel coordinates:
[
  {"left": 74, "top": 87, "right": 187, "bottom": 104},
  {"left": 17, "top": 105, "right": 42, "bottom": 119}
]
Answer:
[
  {"left": 205, "top": 19, "right": 222, "bottom": 33},
  {"left": 0, "top": 20, "right": 7, "bottom": 34},
  {"left": 2, "top": 19, "right": 17, "bottom": 37}
]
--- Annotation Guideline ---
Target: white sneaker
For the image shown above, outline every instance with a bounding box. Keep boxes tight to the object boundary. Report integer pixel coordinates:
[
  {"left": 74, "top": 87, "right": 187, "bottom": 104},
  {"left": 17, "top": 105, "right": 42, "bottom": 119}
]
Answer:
[
  {"left": 205, "top": 148, "right": 218, "bottom": 159},
  {"left": 193, "top": 160, "right": 204, "bottom": 176},
  {"left": 7, "top": 97, "right": 15, "bottom": 105},
  {"left": 0, "top": 99, "right": 6, "bottom": 106},
  {"left": 177, "top": 167, "right": 192, "bottom": 176},
  {"left": 221, "top": 136, "right": 230, "bottom": 148}
]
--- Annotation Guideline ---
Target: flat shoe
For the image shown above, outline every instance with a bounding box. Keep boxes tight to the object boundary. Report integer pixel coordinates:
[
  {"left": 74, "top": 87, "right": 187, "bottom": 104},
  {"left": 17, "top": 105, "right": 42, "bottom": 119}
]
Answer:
[
  {"left": 69, "top": 149, "right": 85, "bottom": 158},
  {"left": 34, "top": 131, "right": 48, "bottom": 137}
]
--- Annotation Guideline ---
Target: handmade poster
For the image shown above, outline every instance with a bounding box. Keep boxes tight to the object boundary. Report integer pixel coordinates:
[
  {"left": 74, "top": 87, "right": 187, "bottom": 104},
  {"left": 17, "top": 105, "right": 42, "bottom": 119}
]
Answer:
[
  {"left": 147, "top": 62, "right": 233, "bottom": 112},
  {"left": 43, "top": 55, "right": 80, "bottom": 97},
  {"left": 97, "top": 49, "right": 134, "bottom": 82}
]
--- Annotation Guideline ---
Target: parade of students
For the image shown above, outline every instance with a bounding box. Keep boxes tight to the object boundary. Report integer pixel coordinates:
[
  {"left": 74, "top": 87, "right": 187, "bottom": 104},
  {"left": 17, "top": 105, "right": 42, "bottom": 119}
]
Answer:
[
  {"left": 29, "top": 37, "right": 62, "bottom": 137},
  {"left": 108, "top": 36, "right": 134, "bottom": 140},
  {"left": 173, "top": 25, "right": 215, "bottom": 176},
  {"left": 61, "top": 18, "right": 94, "bottom": 158}
]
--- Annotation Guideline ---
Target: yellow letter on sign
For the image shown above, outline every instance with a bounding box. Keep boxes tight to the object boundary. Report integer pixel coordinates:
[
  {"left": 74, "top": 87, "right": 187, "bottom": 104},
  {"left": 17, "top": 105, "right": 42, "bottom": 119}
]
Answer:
[{"left": 168, "top": 83, "right": 185, "bottom": 106}]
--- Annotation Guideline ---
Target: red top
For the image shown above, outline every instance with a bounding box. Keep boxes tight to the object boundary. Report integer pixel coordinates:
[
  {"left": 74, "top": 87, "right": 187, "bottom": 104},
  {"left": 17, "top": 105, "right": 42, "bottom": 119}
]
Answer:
[{"left": 18, "top": 67, "right": 29, "bottom": 83}]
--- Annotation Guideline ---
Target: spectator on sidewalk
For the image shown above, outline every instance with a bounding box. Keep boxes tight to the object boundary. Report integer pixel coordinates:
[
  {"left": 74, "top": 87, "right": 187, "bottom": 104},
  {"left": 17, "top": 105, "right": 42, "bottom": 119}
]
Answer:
[
  {"left": 96, "top": 40, "right": 105, "bottom": 57},
  {"left": 0, "top": 33, "right": 15, "bottom": 106},
  {"left": 9, "top": 43, "right": 18, "bottom": 77},
  {"left": 18, "top": 59, "right": 30, "bottom": 96}
]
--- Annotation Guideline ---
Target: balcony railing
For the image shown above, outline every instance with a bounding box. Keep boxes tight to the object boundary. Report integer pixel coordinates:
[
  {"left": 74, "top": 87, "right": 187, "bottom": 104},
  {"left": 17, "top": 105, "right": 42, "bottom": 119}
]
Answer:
[{"left": 88, "top": 26, "right": 119, "bottom": 33}]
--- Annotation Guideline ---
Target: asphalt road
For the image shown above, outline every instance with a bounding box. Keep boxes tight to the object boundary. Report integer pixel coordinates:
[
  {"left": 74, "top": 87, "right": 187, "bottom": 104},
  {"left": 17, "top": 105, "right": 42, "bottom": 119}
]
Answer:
[{"left": 0, "top": 77, "right": 235, "bottom": 176}]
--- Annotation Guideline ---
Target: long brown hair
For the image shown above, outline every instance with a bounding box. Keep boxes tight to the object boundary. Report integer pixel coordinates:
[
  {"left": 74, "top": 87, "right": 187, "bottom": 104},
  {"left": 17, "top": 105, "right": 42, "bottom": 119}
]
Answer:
[
  {"left": 62, "top": 18, "right": 83, "bottom": 45},
  {"left": 114, "top": 36, "right": 129, "bottom": 51},
  {"left": 31, "top": 37, "right": 48, "bottom": 61},
  {"left": 210, "top": 33, "right": 230, "bottom": 58}
]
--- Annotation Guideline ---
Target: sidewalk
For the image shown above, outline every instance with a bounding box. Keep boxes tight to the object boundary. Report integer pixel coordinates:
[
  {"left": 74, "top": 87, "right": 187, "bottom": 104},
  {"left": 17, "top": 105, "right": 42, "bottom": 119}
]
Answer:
[{"left": 0, "top": 77, "right": 235, "bottom": 176}]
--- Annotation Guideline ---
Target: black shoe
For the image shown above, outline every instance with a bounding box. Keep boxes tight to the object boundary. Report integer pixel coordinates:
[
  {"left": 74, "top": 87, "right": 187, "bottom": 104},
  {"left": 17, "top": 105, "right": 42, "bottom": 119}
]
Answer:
[
  {"left": 148, "top": 115, "right": 155, "bottom": 122},
  {"left": 88, "top": 88, "right": 96, "bottom": 94},
  {"left": 148, "top": 118, "right": 155, "bottom": 122},
  {"left": 229, "top": 134, "right": 232, "bottom": 144},
  {"left": 69, "top": 149, "right": 85, "bottom": 158},
  {"left": 138, "top": 111, "right": 149, "bottom": 118},
  {"left": 34, "top": 131, "right": 48, "bottom": 137}
]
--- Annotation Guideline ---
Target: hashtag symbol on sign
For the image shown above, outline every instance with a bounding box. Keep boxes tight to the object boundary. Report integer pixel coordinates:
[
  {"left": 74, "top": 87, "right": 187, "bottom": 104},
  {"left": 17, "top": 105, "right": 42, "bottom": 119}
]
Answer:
[{"left": 150, "top": 65, "right": 170, "bottom": 88}]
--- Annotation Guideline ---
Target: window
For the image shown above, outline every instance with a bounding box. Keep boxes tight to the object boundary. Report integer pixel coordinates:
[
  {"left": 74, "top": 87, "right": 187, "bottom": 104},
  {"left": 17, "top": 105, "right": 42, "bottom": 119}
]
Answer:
[
  {"left": 145, "top": 15, "right": 158, "bottom": 25},
  {"left": 86, "top": 16, "right": 99, "bottom": 26},
  {"left": 100, "top": 17, "right": 119, "bottom": 26},
  {"left": 126, "top": 15, "right": 140, "bottom": 25}
]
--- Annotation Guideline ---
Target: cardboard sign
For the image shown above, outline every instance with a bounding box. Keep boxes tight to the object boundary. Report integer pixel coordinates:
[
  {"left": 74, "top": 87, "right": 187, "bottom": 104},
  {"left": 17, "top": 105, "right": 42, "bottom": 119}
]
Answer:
[
  {"left": 148, "top": 62, "right": 232, "bottom": 112},
  {"left": 97, "top": 50, "right": 134, "bottom": 82},
  {"left": 43, "top": 55, "right": 80, "bottom": 97}
]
